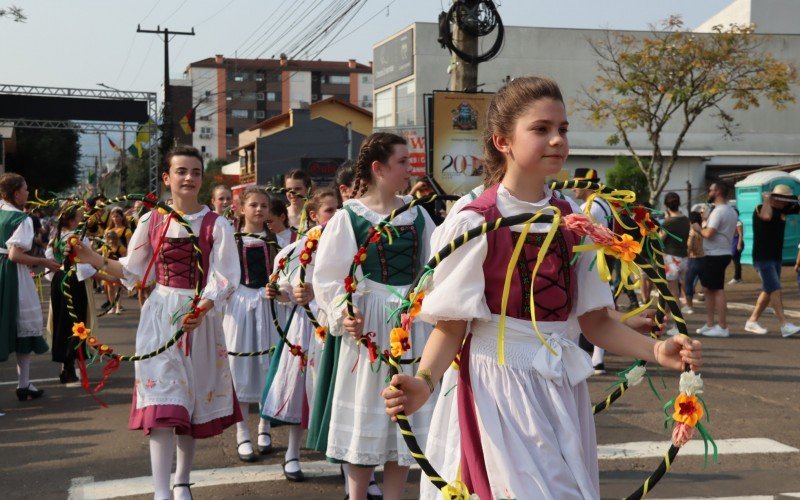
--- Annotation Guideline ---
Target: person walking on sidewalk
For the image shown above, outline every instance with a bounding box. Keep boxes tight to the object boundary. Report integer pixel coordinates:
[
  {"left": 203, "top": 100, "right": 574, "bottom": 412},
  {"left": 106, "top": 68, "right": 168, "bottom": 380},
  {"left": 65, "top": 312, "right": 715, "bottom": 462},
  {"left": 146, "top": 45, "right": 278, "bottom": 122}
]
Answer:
[
  {"left": 693, "top": 181, "right": 738, "bottom": 338},
  {"left": 661, "top": 192, "right": 690, "bottom": 336},
  {"left": 743, "top": 184, "right": 800, "bottom": 337}
]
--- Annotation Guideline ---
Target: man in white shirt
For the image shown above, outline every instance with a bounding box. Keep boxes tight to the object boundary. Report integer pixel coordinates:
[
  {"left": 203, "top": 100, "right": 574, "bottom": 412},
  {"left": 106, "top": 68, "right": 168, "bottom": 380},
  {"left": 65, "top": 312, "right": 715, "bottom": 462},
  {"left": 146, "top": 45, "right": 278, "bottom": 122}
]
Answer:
[{"left": 691, "top": 180, "right": 738, "bottom": 338}]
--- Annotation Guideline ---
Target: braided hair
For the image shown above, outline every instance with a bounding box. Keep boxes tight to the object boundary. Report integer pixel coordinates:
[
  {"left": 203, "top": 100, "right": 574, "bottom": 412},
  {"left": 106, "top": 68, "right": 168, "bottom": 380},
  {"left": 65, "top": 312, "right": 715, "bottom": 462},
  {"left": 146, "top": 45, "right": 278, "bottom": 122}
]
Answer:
[{"left": 351, "top": 132, "right": 407, "bottom": 198}]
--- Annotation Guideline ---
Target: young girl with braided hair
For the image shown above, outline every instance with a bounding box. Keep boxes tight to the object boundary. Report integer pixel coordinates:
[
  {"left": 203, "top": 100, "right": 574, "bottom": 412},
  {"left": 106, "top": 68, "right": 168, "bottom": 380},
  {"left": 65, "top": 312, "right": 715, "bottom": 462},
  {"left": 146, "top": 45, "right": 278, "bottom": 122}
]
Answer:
[
  {"left": 0, "top": 173, "right": 61, "bottom": 403},
  {"left": 284, "top": 169, "right": 313, "bottom": 233},
  {"left": 222, "top": 186, "right": 279, "bottom": 462},
  {"left": 46, "top": 201, "right": 98, "bottom": 384},
  {"left": 261, "top": 187, "right": 338, "bottom": 482},
  {"left": 70, "top": 146, "right": 241, "bottom": 500},
  {"left": 382, "top": 76, "right": 703, "bottom": 500},
  {"left": 313, "top": 133, "right": 437, "bottom": 500}
]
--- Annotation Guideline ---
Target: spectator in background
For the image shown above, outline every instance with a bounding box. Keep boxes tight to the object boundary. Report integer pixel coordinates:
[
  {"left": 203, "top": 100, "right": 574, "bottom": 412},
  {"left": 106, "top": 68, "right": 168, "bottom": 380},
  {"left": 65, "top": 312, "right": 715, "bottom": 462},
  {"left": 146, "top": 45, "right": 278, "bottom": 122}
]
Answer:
[
  {"left": 693, "top": 180, "right": 738, "bottom": 338},
  {"left": 744, "top": 184, "right": 800, "bottom": 337},
  {"left": 409, "top": 178, "right": 444, "bottom": 225},
  {"left": 661, "top": 192, "right": 690, "bottom": 336},
  {"left": 331, "top": 160, "right": 356, "bottom": 205},
  {"left": 683, "top": 211, "right": 705, "bottom": 315},
  {"left": 729, "top": 208, "right": 744, "bottom": 284},
  {"left": 210, "top": 184, "right": 233, "bottom": 217}
]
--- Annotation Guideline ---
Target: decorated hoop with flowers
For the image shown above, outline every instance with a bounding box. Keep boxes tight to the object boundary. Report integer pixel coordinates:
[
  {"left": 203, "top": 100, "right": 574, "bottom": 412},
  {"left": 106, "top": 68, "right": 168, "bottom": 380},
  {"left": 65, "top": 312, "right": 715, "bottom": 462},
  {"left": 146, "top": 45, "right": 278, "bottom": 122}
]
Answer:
[
  {"left": 264, "top": 185, "right": 312, "bottom": 235},
  {"left": 339, "top": 194, "right": 459, "bottom": 367},
  {"left": 57, "top": 194, "right": 206, "bottom": 402},
  {"left": 383, "top": 181, "right": 714, "bottom": 500},
  {"left": 296, "top": 225, "right": 328, "bottom": 342},
  {"left": 264, "top": 247, "right": 308, "bottom": 368}
]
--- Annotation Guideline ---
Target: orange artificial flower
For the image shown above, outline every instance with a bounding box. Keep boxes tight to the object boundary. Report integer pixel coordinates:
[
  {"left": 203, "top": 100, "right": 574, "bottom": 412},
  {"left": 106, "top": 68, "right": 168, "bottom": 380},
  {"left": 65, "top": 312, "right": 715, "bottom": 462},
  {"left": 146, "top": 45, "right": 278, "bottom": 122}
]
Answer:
[
  {"left": 71, "top": 322, "right": 90, "bottom": 340},
  {"left": 390, "top": 327, "right": 411, "bottom": 357},
  {"left": 409, "top": 290, "right": 426, "bottom": 318},
  {"left": 306, "top": 227, "right": 322, "bottom": 242},
  {"left": 672, "top": 393, "right": 704, "bottom": 428},
  {"left": 610, "top": 233, "right": 642, "bottom": 262},
  {"left": 315, "top": 326, "right": 328, "bottom": 342}
]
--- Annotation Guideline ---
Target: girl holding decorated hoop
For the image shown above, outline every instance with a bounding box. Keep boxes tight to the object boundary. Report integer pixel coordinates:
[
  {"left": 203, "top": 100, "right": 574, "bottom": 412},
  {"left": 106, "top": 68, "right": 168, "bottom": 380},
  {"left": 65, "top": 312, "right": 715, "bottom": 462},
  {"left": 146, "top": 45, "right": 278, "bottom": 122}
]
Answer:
[
  {"left": 267, "top": 199, "right": 297, "bottom": 249},
  {"left": 382, "top": 77, "right": 703, "bottom": 500},
  {"left": 47, "top": 201, "right": 99, "bottom": 384},
  {"left": 261, "top": 187, "right": 339, "bottom": 482},
  {"left": 222, "top": 186, "right": 279, "bottom": 462},
  {"left": 70, "top": 146, "right": 241, "bottom": 500},
  {"left": 313, "top": 133, "right": 437, "bottom": 500},
  {"left": 0, "top": 173, "right": 61, "bottom": 403}
]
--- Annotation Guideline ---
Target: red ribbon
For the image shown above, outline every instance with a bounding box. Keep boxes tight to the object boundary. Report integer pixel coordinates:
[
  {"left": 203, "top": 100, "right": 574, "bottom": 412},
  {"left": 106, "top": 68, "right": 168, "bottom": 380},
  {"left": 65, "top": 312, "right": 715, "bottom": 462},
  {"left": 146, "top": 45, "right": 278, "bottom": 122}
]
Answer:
[
  {"left": 93, "top": 357, "right": 120, "bottom": 393},
  {"left": 76, "top": 344, "right": 108, "bottom": 408},
  {"left": 141, "top": 212, "right": 174, "bottom": 287}
]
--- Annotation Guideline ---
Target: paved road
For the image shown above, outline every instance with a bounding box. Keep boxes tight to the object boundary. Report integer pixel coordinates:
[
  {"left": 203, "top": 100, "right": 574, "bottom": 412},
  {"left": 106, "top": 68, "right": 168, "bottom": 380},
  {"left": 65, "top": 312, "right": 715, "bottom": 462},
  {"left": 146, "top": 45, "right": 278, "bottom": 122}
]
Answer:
[{"left": 2, "top": 267, "right": 799, "bottom": 499}]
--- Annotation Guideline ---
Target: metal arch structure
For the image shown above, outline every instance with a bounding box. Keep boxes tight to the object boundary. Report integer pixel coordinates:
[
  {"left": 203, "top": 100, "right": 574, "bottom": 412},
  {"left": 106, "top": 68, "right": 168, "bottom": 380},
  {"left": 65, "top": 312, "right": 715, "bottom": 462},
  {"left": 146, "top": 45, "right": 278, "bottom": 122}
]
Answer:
[{"left": 0, "top": 84, "right": 160, "bottom": 194}]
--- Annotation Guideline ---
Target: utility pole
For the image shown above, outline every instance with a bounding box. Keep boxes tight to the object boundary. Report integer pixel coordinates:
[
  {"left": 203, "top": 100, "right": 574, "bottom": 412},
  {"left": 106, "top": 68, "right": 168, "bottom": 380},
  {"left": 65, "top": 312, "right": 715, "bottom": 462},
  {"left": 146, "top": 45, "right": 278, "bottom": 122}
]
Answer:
[
  {"left": 120, "top": 124, "right": 127, "bottom": 194},
  {"left": 137, "top": 25, "right": 195, "bottom": 166},
  {"left": 346, "top": 122, "right": 353, "bottom": 160},
  {"left": 448, "top": 0, "right": 479, "bottom": 92}
]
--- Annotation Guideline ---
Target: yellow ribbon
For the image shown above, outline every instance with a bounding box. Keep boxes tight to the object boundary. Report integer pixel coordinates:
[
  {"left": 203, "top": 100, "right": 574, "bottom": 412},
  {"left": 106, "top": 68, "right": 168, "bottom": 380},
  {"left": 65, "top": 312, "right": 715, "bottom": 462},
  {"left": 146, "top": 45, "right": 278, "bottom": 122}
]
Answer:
[
  {"left": 528, "top": 208, "right": 562, "bottom": 358},
  {"left": 497, "top": 220, "right": 532, "bottom": 365},
  {"left": 585, "top": 187, "right": 638, "bottom": 232}
]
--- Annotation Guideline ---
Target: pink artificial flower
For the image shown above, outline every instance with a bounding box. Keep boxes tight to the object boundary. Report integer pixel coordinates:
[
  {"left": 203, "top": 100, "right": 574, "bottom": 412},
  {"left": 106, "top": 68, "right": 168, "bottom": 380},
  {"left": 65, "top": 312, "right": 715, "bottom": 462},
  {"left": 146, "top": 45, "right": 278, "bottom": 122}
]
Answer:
[
  {"left": 400, "top": 313, "right": 412, "bottom": 332},
  {"left": 563, "top": 213, "right": 616, "bottom": 246},
  {"left": 671, "top": 422, "right": 695, "bottom": 447}
]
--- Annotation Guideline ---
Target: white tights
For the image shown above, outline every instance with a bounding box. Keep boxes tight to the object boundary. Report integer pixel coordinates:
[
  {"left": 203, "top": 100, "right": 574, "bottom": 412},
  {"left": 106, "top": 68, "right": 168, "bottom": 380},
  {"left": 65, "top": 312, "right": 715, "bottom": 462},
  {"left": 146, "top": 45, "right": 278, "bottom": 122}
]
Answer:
[{"left": 149, "top": 428, "right": 195, "bottom": 500}]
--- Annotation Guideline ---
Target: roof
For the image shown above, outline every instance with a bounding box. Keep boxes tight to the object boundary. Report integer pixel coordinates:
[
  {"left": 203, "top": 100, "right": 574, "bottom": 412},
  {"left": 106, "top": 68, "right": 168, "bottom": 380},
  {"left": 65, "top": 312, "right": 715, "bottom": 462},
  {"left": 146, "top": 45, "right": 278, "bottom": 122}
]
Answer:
[
  {"left": 188, "top": 57, "right": 371, "bottom": 73},
  {"left": 735, "top": 170, "right": 798, "bottom": 187},
  {"left": 247, "top": 97, "right": 372, "bottom": 132},
  {"left": 792, "top": 170, "right": 800, "bottom": 181}
]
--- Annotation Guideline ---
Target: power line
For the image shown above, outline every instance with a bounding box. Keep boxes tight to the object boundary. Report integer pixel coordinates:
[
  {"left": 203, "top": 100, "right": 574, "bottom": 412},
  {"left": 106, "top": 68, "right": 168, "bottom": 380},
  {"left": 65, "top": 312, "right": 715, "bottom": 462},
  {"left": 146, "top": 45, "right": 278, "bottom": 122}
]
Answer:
[
  {"left": 325, "top": 0, "right": 397, "bottom": 50},
  {"left": 161, "top": 0, "right": 190, "bottom": 25},
  {"left": 194, "top": 0, "right": 235, "bottom": 27}
]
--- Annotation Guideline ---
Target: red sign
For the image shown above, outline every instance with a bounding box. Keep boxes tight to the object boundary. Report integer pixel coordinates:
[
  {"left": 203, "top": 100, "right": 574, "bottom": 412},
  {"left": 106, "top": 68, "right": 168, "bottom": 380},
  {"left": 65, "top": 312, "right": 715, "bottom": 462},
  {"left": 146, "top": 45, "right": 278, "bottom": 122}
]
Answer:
[{"left": 401, "top": 130, "right": 426, "bottom": 177}]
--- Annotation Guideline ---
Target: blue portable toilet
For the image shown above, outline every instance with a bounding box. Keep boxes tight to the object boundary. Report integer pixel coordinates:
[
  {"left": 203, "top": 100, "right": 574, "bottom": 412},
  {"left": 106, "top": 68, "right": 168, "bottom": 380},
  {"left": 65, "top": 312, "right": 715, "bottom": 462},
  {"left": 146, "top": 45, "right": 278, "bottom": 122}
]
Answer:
[{"left": 735, "top": 171, "right": 800, "bottom": 265}]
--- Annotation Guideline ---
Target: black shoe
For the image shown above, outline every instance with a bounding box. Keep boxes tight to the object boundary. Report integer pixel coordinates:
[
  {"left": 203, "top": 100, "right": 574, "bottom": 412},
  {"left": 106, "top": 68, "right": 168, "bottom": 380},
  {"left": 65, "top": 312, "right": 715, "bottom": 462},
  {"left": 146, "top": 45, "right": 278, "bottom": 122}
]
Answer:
[
  {"left": 592, "top": 363, "right": 606, "bottom": 375},
  {"left": 59, "top": 369, "right": 79, "bottom": 384},
  {"left": 237, "top": 440, "right": 257, "bottom": 462},
  {"left": 257, "top": 432, "right": 273, "bottom": 455},
  {"left": 16, "top": 385, "right": 44, "bottom": 401},
  {"left": 172, "top": 483, "right": 194, "bottom": 500},
  {"left": 283, "top": 458, "right": 305, "bottom": 482},
  {"left": 99, "top": 300, "right": 111, "bottom": 310}
]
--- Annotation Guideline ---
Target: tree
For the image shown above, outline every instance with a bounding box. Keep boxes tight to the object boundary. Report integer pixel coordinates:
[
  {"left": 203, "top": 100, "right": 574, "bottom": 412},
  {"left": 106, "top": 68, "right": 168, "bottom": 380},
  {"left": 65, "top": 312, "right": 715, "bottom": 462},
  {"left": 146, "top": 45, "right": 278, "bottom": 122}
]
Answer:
[
  {"left": 577, "top": 16, "right": 797, "bottom": 204},
  {"left": 199, "top": 158, "right": 234, "bottom": 204},
  {"left": 0, "top": 5, "right": 25, "bottom": 22},
  {"left": 606, "top": 155, "right": 650, "bottom": 203},
  {"left": 5, "top": 127, "right": 81, "bottom": 193}
]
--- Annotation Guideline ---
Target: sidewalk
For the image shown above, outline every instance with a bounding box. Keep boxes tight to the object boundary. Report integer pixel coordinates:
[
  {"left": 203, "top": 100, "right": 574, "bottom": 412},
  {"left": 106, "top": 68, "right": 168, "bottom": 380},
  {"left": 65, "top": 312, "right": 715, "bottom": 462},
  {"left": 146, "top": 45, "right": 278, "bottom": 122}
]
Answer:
[{"left": 722, "top": 264, "right": 800, "bottom": 312}]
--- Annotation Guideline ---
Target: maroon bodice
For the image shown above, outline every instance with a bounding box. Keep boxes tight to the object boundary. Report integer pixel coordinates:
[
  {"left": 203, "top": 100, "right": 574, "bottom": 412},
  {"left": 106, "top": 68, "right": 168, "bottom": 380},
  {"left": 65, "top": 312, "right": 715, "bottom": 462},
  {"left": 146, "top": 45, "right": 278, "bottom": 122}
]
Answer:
[
  {"left": 147, "top": 210, "right": 217, "bottom": 290},
  {"left": 462, "top": 184, "right": 580, "bottom": 322}
]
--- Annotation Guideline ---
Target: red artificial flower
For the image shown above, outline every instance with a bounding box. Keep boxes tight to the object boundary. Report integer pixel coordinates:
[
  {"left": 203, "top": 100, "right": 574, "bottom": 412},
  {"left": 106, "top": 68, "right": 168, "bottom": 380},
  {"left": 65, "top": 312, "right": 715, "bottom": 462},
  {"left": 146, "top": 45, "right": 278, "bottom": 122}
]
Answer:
[
  {"left": 344, "top": 276, "right": 358, "bottom": 293},
  {"left": 299, "top": 250, "right": 312, "bottom": 265},
  {"left": 368, "top": 228, "right": 381, "bottom": 244},
  {"left": 315, "top": 326, "right": 327, "bottom": 342},
  {"left": 353, "top": 248, "right": 368, "bottom": 265}
]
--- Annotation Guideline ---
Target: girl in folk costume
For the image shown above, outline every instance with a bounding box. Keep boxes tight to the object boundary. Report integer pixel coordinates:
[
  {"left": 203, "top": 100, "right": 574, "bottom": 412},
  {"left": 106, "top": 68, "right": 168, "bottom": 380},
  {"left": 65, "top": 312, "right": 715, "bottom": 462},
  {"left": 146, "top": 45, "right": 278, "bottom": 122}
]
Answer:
[
  {"left": 46, "top": 202, "right": 98, "bottom": 385},
  {"left": 102, "top": 229, "right": 126, "bottom": 315},
  {"left": 261, "top": 188, "right": 339, "bottom": 482},
  {"left": 210, "top": 184, "right": 233, "bottom": 220},
  {"left": 313, "top": 133, "right": 437, "bottom": 500},
  {"left": 222, "top": 187, "right": 279, "bottom": 462},
  {"left": 70, "top": 146, "right": 242, "bottom": 500},
  {"left": 0, "top": 173, "right": 60, "bottom": 402},
  {"left": 267, "top": 199, "right": 297, "bottom": 249},
  {"left": 109, "top": 206, "right": 134, "bottom": 248},
  {"left": 382, "top": 77, "right": 703, "bottom": 500},
  {"left": 284, "top": 169, "right": 312, "bottom": 233}
]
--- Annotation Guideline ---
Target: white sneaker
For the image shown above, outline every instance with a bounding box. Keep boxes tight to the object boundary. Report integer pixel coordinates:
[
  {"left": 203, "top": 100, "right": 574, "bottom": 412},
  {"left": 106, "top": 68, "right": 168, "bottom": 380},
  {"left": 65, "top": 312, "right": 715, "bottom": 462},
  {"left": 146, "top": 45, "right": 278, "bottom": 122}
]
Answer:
[
  {"left": 727, "top": 278, "right": 741, "bottom": 285},
  {"left": 781, "top": 322, "right": 800, "bottom": 338},
  {"left": 702, "top": 325, "right": 730, "bottom": 338},
  {"left": 744, "top": 320, "right": 768, "bottom": 335},
  {"left": 681, "top": 307, "right": 694, "bottom": 315},
  {"left": 666, "top": 326, "right": 680, "bottom": 336},
  {"left": 696, "top": 324, "right": 713, "bottom": 334}
]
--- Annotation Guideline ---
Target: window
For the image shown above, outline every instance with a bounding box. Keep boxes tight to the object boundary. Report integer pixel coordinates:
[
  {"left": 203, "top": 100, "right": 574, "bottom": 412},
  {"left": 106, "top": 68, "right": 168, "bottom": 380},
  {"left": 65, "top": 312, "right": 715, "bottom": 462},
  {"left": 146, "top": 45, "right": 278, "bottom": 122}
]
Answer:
[
  {"left": 225, "top": 128, "right": 234, "bottom": 137},
  {"left": 200, "top": 126, "right": 213, "bottom": 134},
  {"left": 256, "top": 92, "right": 265, "bottom": 101},
  {"left": 395, "top": 80, "right": 415, "bottom": 126},
  {"left": 201, "top": 146, "right": 206, "bottom": 152},
  {"left": 254, "top": 73, "right": 264, "bottom": 82},
  {"left": 255, "top": 110, "right": 265, "bottom": 119},
  {"left": 233, "top": 72, "right": 249, "bottom": 82},
  {"left": 322, "top": 74, "right": 350, "bottom": 85},
  {"left": 375, "top": 88, "right": 394, "bottom": 128},
  {"left": 267, "top": 92, "right": 278, "bottom": 102},
  {"left": 361, "top": 75, "right": 370, "bottom": 84},
  {"left": 231, "top": 109, "right": 249, "bottom": 118}
]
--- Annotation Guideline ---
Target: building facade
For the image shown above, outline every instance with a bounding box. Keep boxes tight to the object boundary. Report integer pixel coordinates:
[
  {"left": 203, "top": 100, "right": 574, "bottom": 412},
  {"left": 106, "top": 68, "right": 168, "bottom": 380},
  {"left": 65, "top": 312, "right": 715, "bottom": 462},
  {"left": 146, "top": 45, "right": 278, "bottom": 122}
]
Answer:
[
  {"left": 183, "top": 55, "right": 373, "bottom": 162},
  {"left": 373, "top": 0, "right": 800, "bottom": 203}
]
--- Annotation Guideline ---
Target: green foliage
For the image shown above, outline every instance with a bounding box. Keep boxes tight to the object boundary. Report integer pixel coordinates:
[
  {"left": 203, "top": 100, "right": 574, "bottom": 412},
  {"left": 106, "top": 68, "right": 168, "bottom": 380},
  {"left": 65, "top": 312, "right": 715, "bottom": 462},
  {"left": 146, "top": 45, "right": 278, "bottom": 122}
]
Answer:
[
  {"left": 577, "top": 15, "right": 797, "bottom": 204},
  {"left": 199, "top": 158, "right": 235, "bottom": 204},
  {"left": 606, "top": 156, "right": 650, "bottom": 203},
  {"left": 5, "top": 127, "right": 81, "bottom": 193}
]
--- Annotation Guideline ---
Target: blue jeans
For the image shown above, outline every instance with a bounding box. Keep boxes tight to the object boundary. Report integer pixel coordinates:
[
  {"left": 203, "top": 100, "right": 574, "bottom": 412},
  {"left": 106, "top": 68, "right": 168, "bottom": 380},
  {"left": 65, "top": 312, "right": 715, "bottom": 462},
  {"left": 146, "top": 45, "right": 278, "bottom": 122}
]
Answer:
[
  {"left": 754, "top": 260, "right": 782, "bottom": 293},
  {"left": 684, "top": 258, "right": 703, "bottom": 300}
]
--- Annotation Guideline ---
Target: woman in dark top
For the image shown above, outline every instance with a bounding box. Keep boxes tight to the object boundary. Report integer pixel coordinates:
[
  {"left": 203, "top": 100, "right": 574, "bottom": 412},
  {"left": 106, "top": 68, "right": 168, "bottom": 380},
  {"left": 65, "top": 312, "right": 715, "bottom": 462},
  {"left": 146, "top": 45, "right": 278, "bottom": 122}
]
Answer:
[{"left": 661, "top": 192, "right": 690, "bottom": 335}]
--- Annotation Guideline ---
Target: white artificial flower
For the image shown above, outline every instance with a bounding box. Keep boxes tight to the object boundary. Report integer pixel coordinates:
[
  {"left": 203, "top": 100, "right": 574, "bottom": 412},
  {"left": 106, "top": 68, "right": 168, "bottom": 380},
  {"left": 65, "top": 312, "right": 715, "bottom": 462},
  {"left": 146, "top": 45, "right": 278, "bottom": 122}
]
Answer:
[
  {"left": 625, "top": 365, "right": 647, "bottom": 386},
  {"left": 469, "top": 495, "right": 481, "bottom": 500},
  {"left": 679, "top": 371, "right": 704, "bottom": 396}
]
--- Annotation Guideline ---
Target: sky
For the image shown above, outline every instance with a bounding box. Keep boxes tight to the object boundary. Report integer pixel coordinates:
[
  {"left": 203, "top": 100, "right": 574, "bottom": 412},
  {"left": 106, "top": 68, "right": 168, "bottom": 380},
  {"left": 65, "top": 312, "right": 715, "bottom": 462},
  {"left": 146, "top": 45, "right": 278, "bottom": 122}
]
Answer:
[{"left": 2, "top": 0, "right": 733, "bottom": 167}]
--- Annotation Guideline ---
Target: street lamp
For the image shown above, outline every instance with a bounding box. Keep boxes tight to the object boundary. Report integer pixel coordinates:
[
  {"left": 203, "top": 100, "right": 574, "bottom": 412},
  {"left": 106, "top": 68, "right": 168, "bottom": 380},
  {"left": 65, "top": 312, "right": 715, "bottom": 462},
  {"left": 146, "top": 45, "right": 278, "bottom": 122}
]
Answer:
[{"left": 97, "top": 82, "right": 121, "bottom": 91}]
